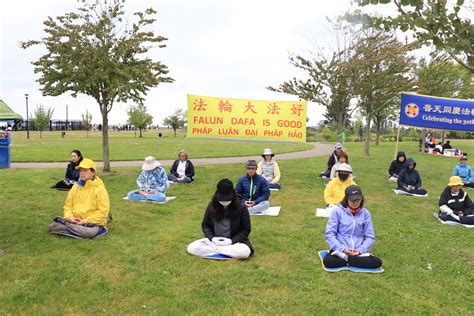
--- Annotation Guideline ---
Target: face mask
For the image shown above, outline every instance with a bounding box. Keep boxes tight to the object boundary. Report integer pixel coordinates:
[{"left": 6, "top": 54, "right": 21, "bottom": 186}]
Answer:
[
  {"left": 219, "top": 201, "right": 232, "bottom": 207},
  {"left": 338, "top": 173, "right": 349, "bottom": 181},
  {"left": 77, "top": 180, "right": 85, "bottom": 187}
]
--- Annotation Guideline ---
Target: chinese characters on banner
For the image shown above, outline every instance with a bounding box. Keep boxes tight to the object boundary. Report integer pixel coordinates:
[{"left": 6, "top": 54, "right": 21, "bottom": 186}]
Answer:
[
  {"left": 187, "top": 95, "right": 307, "bottom": 142},
  {"left": 399, "top": 93, "right": 474, "bottom": 132}
]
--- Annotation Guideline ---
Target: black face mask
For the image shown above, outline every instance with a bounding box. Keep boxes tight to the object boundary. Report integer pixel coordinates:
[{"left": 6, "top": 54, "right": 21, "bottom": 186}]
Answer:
[{"left": 338, "top": 173, "right": 349, "bottom": 181}]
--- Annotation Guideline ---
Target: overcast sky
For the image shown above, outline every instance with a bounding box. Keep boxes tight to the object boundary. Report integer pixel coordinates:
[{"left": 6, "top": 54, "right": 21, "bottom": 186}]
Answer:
[{"left": 1, "top": 0, "right": 382, "bottom": 125}]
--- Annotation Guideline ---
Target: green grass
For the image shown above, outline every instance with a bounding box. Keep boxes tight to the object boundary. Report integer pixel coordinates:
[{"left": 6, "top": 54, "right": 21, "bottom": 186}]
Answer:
[
  {"left": 9, "top": 131, "right": 310, "bottom": 162},
  {"left": 0, "top": 140, "right": 473, "bottom": 314}
]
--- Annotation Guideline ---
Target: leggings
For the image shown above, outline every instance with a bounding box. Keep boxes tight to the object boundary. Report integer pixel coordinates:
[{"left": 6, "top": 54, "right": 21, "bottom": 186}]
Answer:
[
  {"left": 323, "top": 251, "right": 382, "bottom": 269},
  {"left": 439, "top": 211, "right": 474, "bottom": 225},
  {"left": 398, "top": 187, "right": 427, "bottom": 195}
]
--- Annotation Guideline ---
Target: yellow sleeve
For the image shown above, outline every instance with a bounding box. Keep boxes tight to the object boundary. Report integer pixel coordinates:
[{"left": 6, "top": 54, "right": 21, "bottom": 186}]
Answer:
[
  {"left": 83, "top": 187, "right": 110, "bottom": 226},
  {"left": 257, "top": 161, "right": 263, "bottom": 175},
  {"left": 271, "top": 161, "right": 281, "bottom": 183},
  {"left": 324, "top": 180, "right": 336, "bottom": 204},
  {"left": 63, "top": 186, "right": 76, "bottom": 220}
]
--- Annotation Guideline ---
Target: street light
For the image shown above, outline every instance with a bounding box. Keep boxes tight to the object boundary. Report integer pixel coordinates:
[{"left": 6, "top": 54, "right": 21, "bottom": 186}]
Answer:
[{"left": 25, "top": 94, "right": 29, "bottom": 139}]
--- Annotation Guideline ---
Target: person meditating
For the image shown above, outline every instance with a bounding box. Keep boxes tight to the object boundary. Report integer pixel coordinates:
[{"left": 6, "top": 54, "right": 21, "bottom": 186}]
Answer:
[
  {"left": 320, "top": 143, "right": 344, "bottom": 178},
  {"left": 329, "top": 152, "right": 354, "bottom": 180},
  {"left": 257, "top": 148, "right": 281, "bottom": 189},
  {"left": 452, "top": 156, "right": 474, "bottom": 188},
  {"left": 127, "top": 156, "right": 169, "bottom": 202},
  {"left": 187, "top": 179, "right": 253, "bottom": 259},
  {"left": 324, "top": 163, "right": 356, "bottom": 207},
  {"left": 48, "top": 159, "right": 110, "bottom": 238},
  {"left": 388, "top": 151, "right": 407, "bottom": 181},
  {"left": 168, "top": 150, "right": 195, "bottom": 184},
  {"left": 323, "top": 185, "right": 382, "bottom": 269},
  {"left": 397, "top": 158, "right": 427, "bottom": 195},
  {"left": 51, "top": 150, "right": 83, "bottom": 191},
  {"left": 438, "top": 176, "right": 474, "bottom": 225},
  {"left": 235, "top": 160, "right": 270, "bottom": 214}
]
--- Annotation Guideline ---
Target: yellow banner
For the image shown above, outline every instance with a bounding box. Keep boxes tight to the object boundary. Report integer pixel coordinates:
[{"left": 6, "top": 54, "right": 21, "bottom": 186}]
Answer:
[{"left": 187, "top": 95, "right": 307, "bottom": 143}]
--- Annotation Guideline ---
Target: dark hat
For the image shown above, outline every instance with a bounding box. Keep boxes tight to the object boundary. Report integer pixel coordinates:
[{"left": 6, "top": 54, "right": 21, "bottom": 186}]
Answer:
[
  {"left": 345, "top": 185, "right": 363, "bottom": 201},
  {"left": 246, "top": 159, "right": 257, "bottom": 168},
  {"left": 216, "top": 179, "right": 235, "bottom": 201},
  {"left": 460, "top": 156, "right": 468, "bottom": 161}
]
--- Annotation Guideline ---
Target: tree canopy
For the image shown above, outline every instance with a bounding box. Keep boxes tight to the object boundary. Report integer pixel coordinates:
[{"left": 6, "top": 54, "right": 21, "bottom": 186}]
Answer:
[
  {"left": 31, "top": 105, "right": 54, "bottom": 138},
  {"left": 163, "top": 109, "right": 186, "bottom": 137},
  {"left": 127, "top": 104, "right": 153, "bottom": 138},
  {"left": 21, "top": 0, "right": 173, "bottom": 170}
]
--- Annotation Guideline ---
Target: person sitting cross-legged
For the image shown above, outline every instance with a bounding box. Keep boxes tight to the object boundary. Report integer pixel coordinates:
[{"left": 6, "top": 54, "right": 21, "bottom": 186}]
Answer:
[
  {"left": 438, "top": 176, "right": 474, "bottom": 225},
  {"left": 452, "top": 156, "right": 474, "bottom": 188},
  {"left": 324, "top": 163, "right": 356, "bottom": 208},
  {"left": 187, "top": 179, "right": 253, "bottom": 259},
  {"left": 388, "top": 151, "right": 407, "bottom": 182},
  {"left": 48, "top": 159, "right": 110, "bottom": 238},
  {"left": 397, "top": 158, "right": 427, "bottom": 195},
  {"left": 127, "top": 156, "right": 169, "bottom": 202},
  {"left": 323, "top": 185, "right": 383, "bottom": 269},
  {"left": 235, "top": 160, "right": 270, "bottom": 214},
  {"left": 168, "top": 150, "right": 195, "bottom": 184},
  {"left": 257, "top": 148, "right": 281, "bottom": 189}
]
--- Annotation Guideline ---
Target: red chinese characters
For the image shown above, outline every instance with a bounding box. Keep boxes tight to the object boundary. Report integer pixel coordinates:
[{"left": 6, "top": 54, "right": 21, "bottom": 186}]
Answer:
[
  {"left": 267, "top": 102, "right": 280, "bottom": 115},
  {"left": 193, "top": 98, "right": 208, "bottom": 112},
  {"left": 291, "top": 104, "right": 304, "bottom": 116},
  {"left": 218, "top": 100, "right": 233, "bottom": 113},
  {"left": 244, "top": 101, "right": 257, "bottom": 114}
]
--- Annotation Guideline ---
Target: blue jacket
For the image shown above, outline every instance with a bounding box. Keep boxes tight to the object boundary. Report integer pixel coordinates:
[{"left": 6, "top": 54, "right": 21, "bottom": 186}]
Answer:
[
  {"left": 325, "top": 205, "right": 376, "bottom": 254},
  {"left": 136, "top": 167, "right": 169, "bottom": 193},
  {"left": 452, "top": 164, "right": 473, "bottom": 183},
  {"left": 397, "top": 158, "right": 422, "bottom": 189},
  {"left": 235, "top": 174, "right": 270, "bottom": 204}
]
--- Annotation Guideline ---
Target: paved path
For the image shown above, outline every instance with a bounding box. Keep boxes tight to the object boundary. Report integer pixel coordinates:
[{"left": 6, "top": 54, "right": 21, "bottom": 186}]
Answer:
[{"left": 10, "top": 142, "right": 333, "bottom": 169}]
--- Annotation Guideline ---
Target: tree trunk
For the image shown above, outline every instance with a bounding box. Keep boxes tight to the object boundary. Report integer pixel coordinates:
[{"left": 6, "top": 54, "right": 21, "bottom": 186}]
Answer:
[
  {"left": 336, "top": 116, "right": 344, "bottom": 142},
  {"left": 441, "top": 131, "right": 445, "bottom": 144},
  {"left": 375, "top": 121, "right": 381, "bottom": 146},
  {"left": 101, "top": 114, "right": 111, "bottom": 172},
  {"left": 134, "top": 128, "right": 137, "bottom": 138},
  {"left": 139, "top": 128, "right": 143, "bottom": 138},
  {"left": 364, "top": 116, "right": 371, "bottom": 156},
  {"left": 40, "top": 130, "right": 42, "bottom": 139},
  {"left": 174, "top": 128, "right": 177, "bottom": 137}
]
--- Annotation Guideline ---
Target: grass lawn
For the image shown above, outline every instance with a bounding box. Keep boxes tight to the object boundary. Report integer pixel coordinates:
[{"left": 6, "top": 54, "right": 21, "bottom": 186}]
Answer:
[
  {"left": 9, "top": 131, "right": 310, "bottom": 162},
  {"left": 0, "top": 140, "right": 473, "bottom": 314}
]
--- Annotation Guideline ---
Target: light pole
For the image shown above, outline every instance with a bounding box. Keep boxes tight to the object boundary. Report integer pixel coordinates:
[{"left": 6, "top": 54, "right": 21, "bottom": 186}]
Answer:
[{"left": 25, "top": 94, "right": 29, "bottom": 139}]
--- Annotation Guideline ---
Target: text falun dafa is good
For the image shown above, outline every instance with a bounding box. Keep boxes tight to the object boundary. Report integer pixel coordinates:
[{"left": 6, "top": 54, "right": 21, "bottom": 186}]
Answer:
[{"left": 187, "top": 95, "right": 307, "bottom": 143}]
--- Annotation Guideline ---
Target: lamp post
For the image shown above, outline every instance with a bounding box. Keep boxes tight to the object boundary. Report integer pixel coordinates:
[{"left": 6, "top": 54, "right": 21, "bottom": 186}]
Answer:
[{"left": 25, "top": 93, "right": 29, "bottom": 139}]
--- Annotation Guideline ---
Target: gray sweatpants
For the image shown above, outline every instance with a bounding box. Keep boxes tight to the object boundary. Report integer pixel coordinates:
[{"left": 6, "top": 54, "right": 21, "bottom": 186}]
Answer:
[
  {"left": 248, "top": 201, "right": 270, "bottom": 214},
  {"left": 49, "top": 222, "right": 100, "bottom": 239}
]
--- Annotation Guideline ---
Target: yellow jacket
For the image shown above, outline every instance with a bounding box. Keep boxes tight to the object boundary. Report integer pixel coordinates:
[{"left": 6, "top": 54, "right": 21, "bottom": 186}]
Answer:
[
  {"left": 324, "top": 177, "right": 357, "bottom": 205},
  {"left": 257, "top": 160, "right": 281, "bottom": 184},
  {"left": 63, "top": 176, "right": 110, "bottom": 226}
]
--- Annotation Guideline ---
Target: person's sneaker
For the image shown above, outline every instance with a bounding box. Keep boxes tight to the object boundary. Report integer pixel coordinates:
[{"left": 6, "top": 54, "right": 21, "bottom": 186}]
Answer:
[{"left": 53, "top": 216, "right": 66, "bottom": 225}]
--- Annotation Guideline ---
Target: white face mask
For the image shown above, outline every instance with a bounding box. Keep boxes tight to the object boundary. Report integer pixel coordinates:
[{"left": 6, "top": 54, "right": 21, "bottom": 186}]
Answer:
[{"left": 219, "top": 201, "right": 232, "bottom": 207}]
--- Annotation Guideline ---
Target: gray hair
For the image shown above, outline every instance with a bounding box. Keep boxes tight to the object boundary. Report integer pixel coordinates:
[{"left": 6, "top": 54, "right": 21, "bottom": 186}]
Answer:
[{"left": 178, "top": 150, "right": 188, "bottom": 159}]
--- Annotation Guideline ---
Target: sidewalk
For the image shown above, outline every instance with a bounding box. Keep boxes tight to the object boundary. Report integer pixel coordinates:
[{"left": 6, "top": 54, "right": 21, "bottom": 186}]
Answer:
[{"left": 10, "top": 142, "right": 333, "bottom": 169}]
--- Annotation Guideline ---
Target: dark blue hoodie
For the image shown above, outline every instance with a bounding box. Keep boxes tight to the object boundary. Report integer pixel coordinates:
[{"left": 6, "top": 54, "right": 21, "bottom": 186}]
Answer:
[
  {"left": 389, "top": 151, "right": 407, "bottom": 176},
  {"left": 397, "top": 158, "right": 422, "bottom": 189}
]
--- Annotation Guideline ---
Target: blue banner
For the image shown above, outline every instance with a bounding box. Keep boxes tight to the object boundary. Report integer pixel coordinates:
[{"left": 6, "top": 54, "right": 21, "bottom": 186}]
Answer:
[{"left": 399, "top": 93, "right": 474, "bottom": 132}]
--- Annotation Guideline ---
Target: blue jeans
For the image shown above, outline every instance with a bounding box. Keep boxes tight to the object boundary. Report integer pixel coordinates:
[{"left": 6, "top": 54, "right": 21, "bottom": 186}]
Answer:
[{"left": 127, "top": 190, "right": 166, "bottom": 202}]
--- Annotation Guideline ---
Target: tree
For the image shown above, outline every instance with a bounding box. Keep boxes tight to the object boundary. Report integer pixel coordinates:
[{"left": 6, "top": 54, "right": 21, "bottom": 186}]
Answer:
[
  {"left": 350, "top": 30, "right": 414, "bottom": 154},
  {"left": 31, "top": 105, "right": 54, "bottom": 138},
  {"left": 267, "top": 48, "right": 356, "bottom": 142},
  {"left": 353, "top": 0, "right": 474, "bottom": 73},
  {"left": 21, "top": 0, "right": 173, "bottom": 171},
  {"left": 416, "top": 59, "right": 473, "bottom": 98},
  {"left": 81, "top": 109, "right": 93, "bottom": 138},
  {"left": 163, "top": 109, "right": 186, "bottom": 137},
  {"left": 127, "top": 104, "right": 153, "bottom": 138},
  {"left": 415, "top": 59, "right": 473, "bottom": 142}
]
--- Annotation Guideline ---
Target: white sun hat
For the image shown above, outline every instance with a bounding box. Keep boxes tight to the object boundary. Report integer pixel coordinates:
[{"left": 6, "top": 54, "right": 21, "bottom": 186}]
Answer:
[
  {"left": 142, "top": 156, "right": 161, "bottom": 171},
  {"left": 262, "top": 148, "right": 274, "bottom": 157},
  {"left": 336, "top": 163, "right": 353, "bottom": 173}
]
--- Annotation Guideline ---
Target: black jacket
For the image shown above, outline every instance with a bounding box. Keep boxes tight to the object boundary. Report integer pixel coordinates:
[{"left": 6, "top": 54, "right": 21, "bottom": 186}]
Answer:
[
  {"left": 388, "top": 151, "right": 407, "bottom": 176},
  {"left": 397, "top": 158, "right": 422, "bottom": 189},
  {"left": 201, "top": 202, "right": 253, "bottom": 254},
  {"left": 326, "top": 151, "right": 339, "bottom": 170},
  {"left": 65, "top": 161, "right": 81, "bottom": 182},
  {"left": 439, "top": 186, "right": 473, "bottom": 215},
  {"left": 170, "top": 160, "right": 195, "bottom": 181}
]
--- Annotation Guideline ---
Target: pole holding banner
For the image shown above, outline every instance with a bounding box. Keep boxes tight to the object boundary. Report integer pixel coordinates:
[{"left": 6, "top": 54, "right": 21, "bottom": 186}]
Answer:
[{"left": 394, "top": 124, "right": 401, "bottom": 160}]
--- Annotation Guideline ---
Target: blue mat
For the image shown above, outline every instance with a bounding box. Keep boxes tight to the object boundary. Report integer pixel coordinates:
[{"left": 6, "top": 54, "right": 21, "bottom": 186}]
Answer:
[
  {"left": 51, "top": 226, "right": 108, "bottom": 239},
  {"left": 318, "top": 250, "right": 384, "bottom": 273},
  {"left": 201, "top": 253, "right": 239, "bottom": 261}
]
